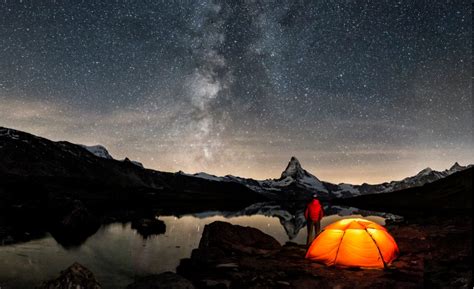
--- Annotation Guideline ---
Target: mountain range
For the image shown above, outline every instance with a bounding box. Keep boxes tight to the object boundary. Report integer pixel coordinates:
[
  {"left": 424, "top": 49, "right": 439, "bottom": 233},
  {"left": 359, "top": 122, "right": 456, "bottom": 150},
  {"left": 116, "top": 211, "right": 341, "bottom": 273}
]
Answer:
[
  {"left": 186, "top": 156, "right": 471, "bottom": 200},
  {"left": 0, "top": 126, "right": 471, "bottom": 205},
  {"left": 0, "top": 127, "right": 264, "bottom": 209}
]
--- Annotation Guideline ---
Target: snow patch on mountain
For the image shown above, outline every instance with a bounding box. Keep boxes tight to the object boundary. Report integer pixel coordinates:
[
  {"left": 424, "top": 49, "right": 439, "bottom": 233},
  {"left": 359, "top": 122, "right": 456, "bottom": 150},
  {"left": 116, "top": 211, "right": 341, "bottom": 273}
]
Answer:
[
  {"left": 192, "top": 172, "right": 224, "bottom": 182},
  {"left": 332, "top": 183, "right": 361, "bottom": 198},
  {"left": 417, "top": 167, "right": 433, "bottom": 176},
  {"left": 123, "top": 157, "right": 144, "bottom": 168},
  {"left": 130, "top": 160, "right": 144, "bottom": 168},
  {"left": 80, "top": 145, "right": 113, "bottom": 159}
]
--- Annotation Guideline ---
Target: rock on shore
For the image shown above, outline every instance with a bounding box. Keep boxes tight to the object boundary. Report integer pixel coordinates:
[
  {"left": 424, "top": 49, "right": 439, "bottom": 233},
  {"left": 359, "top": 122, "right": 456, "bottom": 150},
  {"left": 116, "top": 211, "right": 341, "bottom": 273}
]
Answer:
[
  {"left": 177, "top": 216, "right": 472, "bottom": 289},
  {"left": 199, "top": 221, "right": 281, "bottom": 254},
  {"left": 48, "top": 200, "right": 100, "bottom": 247},
  {"left": 36, "top": 262, "right": 102, "bottom": 289}
]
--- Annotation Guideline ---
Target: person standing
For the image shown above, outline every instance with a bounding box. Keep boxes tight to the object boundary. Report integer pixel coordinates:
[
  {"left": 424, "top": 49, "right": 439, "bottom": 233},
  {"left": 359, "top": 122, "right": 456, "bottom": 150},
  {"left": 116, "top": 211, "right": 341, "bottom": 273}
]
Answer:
[{"left": 305, "top": 193, "right": 324, "bottom": 246}]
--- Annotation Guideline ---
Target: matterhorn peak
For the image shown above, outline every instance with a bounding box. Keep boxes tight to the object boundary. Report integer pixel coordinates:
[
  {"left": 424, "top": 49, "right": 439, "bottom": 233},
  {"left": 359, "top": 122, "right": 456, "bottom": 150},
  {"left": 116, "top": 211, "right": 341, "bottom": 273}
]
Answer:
[
  {"left": 449, "top": 162, "right": 464, "bottom": 172},
  {"left": 281, "top": 156, "right": 305, "bottom": 179},
  {"left": 450, "top": 162, "right": 461, "bottom": 168}
]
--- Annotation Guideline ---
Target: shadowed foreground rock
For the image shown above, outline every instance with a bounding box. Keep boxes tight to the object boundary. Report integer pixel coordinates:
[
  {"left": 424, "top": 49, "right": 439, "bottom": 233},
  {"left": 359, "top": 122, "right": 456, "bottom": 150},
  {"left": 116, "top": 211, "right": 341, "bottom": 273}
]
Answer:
[
  {"left": 126, "top": 272, "right": 195, "bottom": 289},
  {"left": 199, "top": 221, "right": 281, "bottom": 254},
  {"left": 36, "top": 262, "right": 101, "bottom": 289},
  {"left": 49, "top": 200, "right": 100, "bottom": 248},
  {"left": 177, "top": 217, "right": 472, "bottom": 289}
]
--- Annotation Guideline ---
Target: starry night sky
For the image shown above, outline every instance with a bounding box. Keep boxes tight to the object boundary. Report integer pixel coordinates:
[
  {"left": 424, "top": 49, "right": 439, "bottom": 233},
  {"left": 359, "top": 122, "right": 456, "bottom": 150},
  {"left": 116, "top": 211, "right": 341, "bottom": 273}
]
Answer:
[{"left": 0, "top": 0, "right": 472, "bottom": 184}]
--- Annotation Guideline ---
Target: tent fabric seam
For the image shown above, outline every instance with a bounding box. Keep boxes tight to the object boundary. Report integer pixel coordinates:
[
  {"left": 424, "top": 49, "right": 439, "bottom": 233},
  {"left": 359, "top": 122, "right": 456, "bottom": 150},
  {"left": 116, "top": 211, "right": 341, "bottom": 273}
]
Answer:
[
  {"left": 332, "top": 229, "right": 347, "bottom": 266},
  {"left": 364, "top": 227, "right": 387, "bottom": 268}
]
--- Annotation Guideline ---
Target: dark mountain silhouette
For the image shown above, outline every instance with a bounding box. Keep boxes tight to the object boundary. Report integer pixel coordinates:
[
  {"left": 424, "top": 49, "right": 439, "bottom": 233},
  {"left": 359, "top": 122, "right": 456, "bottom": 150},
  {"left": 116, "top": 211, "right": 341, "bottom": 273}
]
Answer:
[
  {"left": 0, "top": 127, "right": 265, "bottom": 209},
  {"left": 338, "top": 167, "right": 473, "bottom": 214},
  {"left": 1, "top": 126, "right": 472, "bottom": 206}
]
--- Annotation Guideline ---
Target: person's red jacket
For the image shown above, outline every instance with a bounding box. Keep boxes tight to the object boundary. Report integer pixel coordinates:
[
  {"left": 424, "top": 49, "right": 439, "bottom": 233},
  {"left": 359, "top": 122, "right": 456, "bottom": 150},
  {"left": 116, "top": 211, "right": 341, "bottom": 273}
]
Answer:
[{"left": 304, "top": 199, "right": 324, "bottom": 222}]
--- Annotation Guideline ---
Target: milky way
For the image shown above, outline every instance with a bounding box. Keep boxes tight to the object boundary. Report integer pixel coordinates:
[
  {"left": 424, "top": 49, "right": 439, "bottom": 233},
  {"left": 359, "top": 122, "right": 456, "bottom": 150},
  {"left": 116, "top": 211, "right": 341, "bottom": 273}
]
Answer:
[{"left": 0, "top": 0, "right": 472, "bottom": 184}]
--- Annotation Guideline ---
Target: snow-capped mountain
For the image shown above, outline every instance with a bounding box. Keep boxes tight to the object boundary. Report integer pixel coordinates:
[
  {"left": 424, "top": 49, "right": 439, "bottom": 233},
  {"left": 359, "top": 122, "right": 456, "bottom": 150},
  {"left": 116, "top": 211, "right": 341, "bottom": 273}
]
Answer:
[
  {"left": 80, "top": 145, "right": 113, "bottom": 159},
  {"left": 80, "top": 144, "right": 143, "bottom": 168},
  {"left": 262, "top": 156, "right": 328, "bottom": 193},
  {"left": 183, "top": 157, "right": 331, "bottom": 200},
  {"left": 331, "top": 162, "right": 472, "bottom": 198},
  {"left": 1, "top": 126, "right": 471, "bottom": 201},
  {"left": 189, "top": 157, "right": 472, "bottom": 200}
]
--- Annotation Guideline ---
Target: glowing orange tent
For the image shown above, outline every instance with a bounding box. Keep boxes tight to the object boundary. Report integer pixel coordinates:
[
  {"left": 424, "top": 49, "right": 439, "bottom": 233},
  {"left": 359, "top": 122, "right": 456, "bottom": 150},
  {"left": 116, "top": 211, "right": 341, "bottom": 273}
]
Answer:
[{"left": 305, "top": 218, "right": 399, "bottom": 268}]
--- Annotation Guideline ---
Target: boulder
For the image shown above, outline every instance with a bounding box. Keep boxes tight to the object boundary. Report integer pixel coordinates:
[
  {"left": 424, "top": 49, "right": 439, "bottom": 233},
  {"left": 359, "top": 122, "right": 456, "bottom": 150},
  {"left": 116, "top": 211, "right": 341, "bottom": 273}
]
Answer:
[
  {"left": 60, "top": 201, "right": 99, "bottom": 230},
  {"left": 177, "top": 216, "right": 472, "bottom": 289},
  {"left": 49, "top": 200, "right": 100, "bottom": 247},
  {"left": 126, "top": 272, "right": 195, "bottom": 289},
  {"left": 131, "top": 217, "right": 166, "bottom": 237},
  {"left": 199, "top": 221, "right": 281, "bottom": 255},
  {"left": 36, "top": 262, "right": 101, "bottom": 289},
  {"left": 177, "top": 221, "right": 282, "bottom": 284}
]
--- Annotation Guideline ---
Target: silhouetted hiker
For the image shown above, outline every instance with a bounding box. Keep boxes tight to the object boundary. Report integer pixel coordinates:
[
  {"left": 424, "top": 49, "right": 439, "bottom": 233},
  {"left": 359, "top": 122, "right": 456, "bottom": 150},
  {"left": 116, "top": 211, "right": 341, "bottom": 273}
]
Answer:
[{"left": 305, "top": 193, "right": 324, "bottom": 246}]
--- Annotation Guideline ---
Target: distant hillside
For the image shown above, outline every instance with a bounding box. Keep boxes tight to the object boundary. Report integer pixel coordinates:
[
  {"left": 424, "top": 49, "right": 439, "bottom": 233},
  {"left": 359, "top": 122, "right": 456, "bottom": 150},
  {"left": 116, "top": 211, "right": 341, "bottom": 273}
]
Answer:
[
  {"left": 0, "top": 127, "right": 265, "bottom": 208},
  {"left": 338, "top": 167, "right": 473, "bottom": 214}
]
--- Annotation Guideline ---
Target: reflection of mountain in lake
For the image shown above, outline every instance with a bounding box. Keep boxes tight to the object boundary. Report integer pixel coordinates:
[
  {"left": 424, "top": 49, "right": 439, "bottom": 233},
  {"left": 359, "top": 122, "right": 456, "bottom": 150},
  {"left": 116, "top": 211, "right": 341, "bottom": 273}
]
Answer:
[{"left": 183, "top": 202, "right": 402, "bottom": 240}]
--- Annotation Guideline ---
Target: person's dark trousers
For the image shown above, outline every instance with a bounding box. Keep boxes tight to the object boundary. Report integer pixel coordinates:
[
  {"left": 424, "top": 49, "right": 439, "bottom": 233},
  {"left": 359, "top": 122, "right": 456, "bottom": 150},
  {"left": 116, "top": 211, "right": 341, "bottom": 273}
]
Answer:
[{"left": 306, "top": 219, "right": 321, "bottom": 246}]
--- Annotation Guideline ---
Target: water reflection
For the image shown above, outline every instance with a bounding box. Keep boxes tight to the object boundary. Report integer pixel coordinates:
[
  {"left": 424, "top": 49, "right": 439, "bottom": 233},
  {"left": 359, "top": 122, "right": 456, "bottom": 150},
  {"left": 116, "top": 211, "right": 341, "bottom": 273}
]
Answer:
[
  {"left": 0, "top": 204, "right": 400, "bottom": 289},
  {"left": 183, "top": 203, "right": 402, "bottom": 240}
]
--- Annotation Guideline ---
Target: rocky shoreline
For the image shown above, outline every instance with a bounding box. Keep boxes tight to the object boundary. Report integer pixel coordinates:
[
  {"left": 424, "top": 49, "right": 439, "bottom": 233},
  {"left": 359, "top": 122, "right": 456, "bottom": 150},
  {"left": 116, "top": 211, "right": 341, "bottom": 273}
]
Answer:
[{"left": 34, "top": 213, "right": 471, "bottom": 289}]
